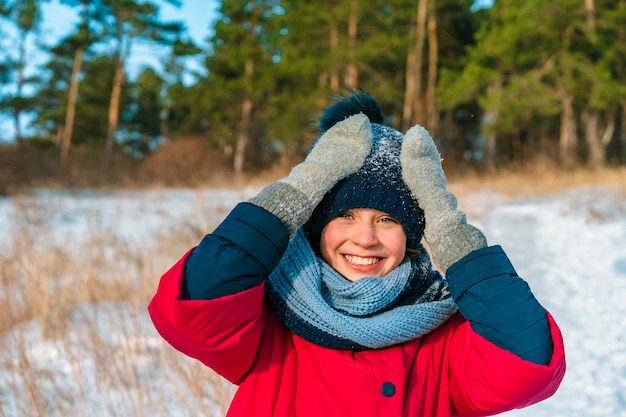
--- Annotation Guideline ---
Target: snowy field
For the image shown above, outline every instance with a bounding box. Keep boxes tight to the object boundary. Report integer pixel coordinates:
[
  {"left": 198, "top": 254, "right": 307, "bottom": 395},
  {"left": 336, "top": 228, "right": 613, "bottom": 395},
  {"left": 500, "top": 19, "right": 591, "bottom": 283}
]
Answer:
[{"left": 1, "top": 184, "right": 625, "bottom": 416}]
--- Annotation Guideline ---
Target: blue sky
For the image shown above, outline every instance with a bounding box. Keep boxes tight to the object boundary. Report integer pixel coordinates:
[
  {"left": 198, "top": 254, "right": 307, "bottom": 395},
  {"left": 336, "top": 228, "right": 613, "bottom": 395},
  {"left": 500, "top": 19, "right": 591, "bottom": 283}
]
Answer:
[{"left": 41, "top": 0, "right": 219, "bottom": 79}]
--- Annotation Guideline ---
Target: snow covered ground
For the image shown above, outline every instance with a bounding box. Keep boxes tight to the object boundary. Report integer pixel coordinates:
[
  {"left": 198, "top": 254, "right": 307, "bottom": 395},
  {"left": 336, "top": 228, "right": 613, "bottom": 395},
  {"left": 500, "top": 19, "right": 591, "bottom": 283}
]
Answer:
[
  {"left": 1, "top": 184, "right": 625, "bottom": 416},
  {"left": 462, "top": 186, "right": 626, "bottom": 417}
]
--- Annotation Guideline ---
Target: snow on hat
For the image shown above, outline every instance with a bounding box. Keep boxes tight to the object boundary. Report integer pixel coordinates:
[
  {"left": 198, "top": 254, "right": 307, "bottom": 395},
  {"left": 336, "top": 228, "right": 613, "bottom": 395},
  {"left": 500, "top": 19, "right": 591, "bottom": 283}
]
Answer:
[{"left": 303, "top": 92, "right": 425, "bottom": 250}]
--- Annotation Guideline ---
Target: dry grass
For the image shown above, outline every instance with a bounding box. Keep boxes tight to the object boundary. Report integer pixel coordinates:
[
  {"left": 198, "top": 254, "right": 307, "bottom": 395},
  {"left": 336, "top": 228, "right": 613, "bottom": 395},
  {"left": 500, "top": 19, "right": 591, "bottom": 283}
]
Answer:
[
  {"left": 448, "top": 164, "right": 626, "bottom": 198},
  {"left": 0, "top": 195, "right": 236, "bottom": 417}
]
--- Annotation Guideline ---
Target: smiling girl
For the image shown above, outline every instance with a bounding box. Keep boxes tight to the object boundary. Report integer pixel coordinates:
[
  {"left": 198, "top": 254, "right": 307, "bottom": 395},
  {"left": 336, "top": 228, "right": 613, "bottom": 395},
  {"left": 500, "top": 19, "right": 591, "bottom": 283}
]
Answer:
[{"left": 149, "top": 92, "right": 565, "bottom": 416}]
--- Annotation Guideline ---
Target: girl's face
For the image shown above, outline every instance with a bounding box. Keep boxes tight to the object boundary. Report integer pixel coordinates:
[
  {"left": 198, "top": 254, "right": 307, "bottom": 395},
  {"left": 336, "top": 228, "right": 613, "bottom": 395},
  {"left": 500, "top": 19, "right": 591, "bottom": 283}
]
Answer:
[{"left": 320, "top": 208, "right": 407, "bottom": 282}]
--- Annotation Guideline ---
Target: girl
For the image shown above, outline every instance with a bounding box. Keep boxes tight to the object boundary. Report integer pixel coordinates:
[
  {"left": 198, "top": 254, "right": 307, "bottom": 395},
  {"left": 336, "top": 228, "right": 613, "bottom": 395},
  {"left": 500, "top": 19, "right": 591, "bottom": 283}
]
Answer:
[{"left": 149, "top": 92, "right": 565, "bottom": 416}]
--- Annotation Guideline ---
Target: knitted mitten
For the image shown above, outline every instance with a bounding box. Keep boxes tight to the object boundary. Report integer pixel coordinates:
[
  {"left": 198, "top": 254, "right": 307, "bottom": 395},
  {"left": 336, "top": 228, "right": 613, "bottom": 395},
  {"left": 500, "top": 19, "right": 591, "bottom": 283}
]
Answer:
[
  {"left": 400, "top": 124, "right": 487, "bottom": 273},
  {"left": 249, "top": 113, "right": 372, "bottom": 237}
]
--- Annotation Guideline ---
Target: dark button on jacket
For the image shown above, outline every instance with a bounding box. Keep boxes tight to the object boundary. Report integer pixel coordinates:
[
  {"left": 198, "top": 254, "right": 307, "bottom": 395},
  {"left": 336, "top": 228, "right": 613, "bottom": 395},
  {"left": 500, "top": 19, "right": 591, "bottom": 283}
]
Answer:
[{"left": 381, "top": 382, "right": 396, "bottom": 397}]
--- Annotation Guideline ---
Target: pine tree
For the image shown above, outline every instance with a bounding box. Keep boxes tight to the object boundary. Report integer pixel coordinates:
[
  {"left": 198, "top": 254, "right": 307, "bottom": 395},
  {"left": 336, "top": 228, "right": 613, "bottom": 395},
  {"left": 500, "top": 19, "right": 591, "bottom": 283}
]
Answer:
[
  {"left": 200, "top": 0, "right": 281, "bottom": 179},
  {"left": 0, "top": 0, "right": 45, "bottom": 147}
]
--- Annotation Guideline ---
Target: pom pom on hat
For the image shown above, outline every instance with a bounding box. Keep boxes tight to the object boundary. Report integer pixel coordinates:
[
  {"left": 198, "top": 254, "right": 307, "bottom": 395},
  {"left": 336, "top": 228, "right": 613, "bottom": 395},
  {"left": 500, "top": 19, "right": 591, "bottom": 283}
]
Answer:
[
  {"left": 319, "top": 91, "right": 384, "bottom": 133},
  {"left": 304, "top": 93, "right": 425, "bottom": 250}
]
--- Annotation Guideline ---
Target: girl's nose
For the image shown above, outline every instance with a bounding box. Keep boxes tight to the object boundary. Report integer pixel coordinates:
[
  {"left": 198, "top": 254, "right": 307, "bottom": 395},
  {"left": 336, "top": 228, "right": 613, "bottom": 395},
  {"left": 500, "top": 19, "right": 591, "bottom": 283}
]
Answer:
[{"left": 350, "top": 221, "right": 379, "bottom": 247}]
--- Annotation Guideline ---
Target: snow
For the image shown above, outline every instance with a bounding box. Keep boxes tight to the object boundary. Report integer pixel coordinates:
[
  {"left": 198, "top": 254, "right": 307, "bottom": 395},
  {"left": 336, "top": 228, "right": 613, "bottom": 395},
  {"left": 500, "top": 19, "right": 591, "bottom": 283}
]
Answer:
[
  {"left": 461, "top": 186, "right": 626, "bottom": 416},
  {"left": 1, "top": 184, "right": 626, "bottom": 416}
]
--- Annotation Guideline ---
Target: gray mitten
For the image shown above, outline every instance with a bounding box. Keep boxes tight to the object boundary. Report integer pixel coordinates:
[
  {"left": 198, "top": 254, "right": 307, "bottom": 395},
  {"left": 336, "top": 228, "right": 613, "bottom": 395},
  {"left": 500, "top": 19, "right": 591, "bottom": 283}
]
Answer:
[
  {"left": 400, "top": 124, "right": 487, "bottom": 273},
  {"left": 249, "top": 113, "right": 372, "bottom": 237}
]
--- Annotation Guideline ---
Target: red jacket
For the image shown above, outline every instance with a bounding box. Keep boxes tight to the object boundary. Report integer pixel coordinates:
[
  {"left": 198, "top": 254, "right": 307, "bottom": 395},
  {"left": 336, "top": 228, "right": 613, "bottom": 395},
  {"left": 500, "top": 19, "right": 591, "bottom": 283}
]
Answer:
[{"left": 149, "top": 250, "right": 566, "bottom": 417}]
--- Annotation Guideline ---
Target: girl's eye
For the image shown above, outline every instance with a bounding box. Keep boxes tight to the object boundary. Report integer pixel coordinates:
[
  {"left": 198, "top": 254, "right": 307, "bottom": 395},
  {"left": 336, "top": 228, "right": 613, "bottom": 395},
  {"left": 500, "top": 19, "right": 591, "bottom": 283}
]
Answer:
[
  {"left": 378, "top": 216, "right": 397, "bottom": 223},
  {"left": 337, "top": 212, "right": 353, "bottom": 219}
]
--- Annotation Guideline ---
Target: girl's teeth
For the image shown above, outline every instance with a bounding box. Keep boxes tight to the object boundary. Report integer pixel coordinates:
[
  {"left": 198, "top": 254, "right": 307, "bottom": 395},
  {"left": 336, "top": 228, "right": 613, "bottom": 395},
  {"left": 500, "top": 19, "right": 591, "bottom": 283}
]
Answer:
[{"left": 345, "top": 255, "right": 379, "bottom": 265}]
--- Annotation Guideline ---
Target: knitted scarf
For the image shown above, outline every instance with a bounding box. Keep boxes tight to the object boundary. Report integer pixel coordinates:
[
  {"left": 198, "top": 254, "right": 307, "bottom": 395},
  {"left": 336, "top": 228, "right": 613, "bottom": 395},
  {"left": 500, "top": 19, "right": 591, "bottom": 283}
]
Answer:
[{"left": 265, "top": 229, "right": 458, "bottom": 350}]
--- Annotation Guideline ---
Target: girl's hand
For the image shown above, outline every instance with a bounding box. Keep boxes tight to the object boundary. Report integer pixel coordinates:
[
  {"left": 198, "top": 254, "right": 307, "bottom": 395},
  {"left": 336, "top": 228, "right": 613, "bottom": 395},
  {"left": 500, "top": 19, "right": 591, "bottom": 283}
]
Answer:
[{"left": 400, "top": 124, "right": 487, "bottom": 273}]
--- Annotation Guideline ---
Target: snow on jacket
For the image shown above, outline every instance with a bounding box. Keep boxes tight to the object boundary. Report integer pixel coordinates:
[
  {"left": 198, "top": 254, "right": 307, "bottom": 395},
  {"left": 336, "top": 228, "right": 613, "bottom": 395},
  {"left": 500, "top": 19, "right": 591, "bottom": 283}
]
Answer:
[{"left": 148, "top": 204, "right": 566, "bottom": 416}]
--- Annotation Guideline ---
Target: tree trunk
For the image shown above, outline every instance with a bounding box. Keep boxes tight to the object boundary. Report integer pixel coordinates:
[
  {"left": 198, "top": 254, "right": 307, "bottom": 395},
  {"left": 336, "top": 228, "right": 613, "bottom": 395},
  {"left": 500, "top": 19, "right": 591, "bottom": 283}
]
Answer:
[
  {"left": 482, "top": 130, "right": 497, "bottom": 169},
  {"left": 413, "top": 0, "right": 428, "bottom": 125},
  {"left": 344, "top": 0, "right": 358, "bottom": 89},
  {"left": 559, "top": 93, "right": 578, "bottom": 167},
  {"left": 104, "top": 51, "right": 126, "bottom": 165},
  {"left": 233, "top": 58, "right": 254, "bottom": 183},
  {"left": 601, "top": 113, "right": 616, "bottom": 147},
  {"left": 233, "top": 97, "right": 252, "bottom": 182},
  {"left": 160, "top": 91, "right": 170, "bottom": 141},
  {"left": 585, "top": 0, "right": 597, "bottom": 30},
  {"left": 60, "top": 47, "right": 84, "bottom": 167},
  {"left": 402, "top": 22, "right": 417, "bottom": 131},
  {"left": 104, "top": 17, "right": 132, "bottom": 166},
  {"left": 582, "top": 109, "right": 614, "bottom": 168},
  {"left": 402, "top": 0, "right": 427, "bottom": 131},
  {"left": 622, "top": 105, "right": 626, "bottom": 164},
  {"left": 617, "top": 1, "right": 625, "bottom": 165},
  {"left": 481, "top": 79, "right": 501, "bottom": 169},
  {"left": 13, "top": 31, "right": 27, "bottom": 147},
  {"left": 439, "top": 109, "right": 462, "bottom": 160},
  {"left": 582, "top": 110, "right": 600, "bottom": 167},
  {"left": 425, "top": 0, "right": 438, "bottom": 135},
  {"left": 329, "top": 9, "right": 340, "bottom": 92},
  {"left": 580, "top": 0, "right": 605, "bottom": 168},
  {"left": 12, "top": 109, "right": 22, "bottom": 148},
  {"left": 538, "top": 125, "right": 555, "bottom": 162}
]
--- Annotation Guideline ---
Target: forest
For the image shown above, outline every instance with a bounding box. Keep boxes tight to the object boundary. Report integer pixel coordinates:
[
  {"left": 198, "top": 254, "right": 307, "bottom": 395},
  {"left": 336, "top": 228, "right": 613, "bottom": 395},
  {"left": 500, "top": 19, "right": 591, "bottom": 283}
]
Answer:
[{"left": 1, "top": 0, "right": 625, "bottom": 193}]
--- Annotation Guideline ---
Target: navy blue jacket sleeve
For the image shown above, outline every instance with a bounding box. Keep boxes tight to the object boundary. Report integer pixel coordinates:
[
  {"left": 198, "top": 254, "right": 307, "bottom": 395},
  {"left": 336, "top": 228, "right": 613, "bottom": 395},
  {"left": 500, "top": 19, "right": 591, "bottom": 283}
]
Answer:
[
  {"left": 446, "top": 245, "right": 554, "bottom": 365},
  {"left": 182, "top": 202, "right": 290, "bottom": 300}
]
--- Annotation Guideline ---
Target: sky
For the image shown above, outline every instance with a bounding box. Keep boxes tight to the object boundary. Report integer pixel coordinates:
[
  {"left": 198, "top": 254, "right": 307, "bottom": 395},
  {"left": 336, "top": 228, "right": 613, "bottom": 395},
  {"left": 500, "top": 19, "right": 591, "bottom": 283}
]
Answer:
[{"left": 40, "top": 0, "right": 219, "bottom": 79}]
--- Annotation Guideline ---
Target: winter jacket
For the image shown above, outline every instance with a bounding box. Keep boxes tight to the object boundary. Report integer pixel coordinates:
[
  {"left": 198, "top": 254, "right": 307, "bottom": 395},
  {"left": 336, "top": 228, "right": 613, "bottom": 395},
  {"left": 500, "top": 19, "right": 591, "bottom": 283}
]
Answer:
[{"left": 149, "top": 203, "right": 566, "bottom": 417}]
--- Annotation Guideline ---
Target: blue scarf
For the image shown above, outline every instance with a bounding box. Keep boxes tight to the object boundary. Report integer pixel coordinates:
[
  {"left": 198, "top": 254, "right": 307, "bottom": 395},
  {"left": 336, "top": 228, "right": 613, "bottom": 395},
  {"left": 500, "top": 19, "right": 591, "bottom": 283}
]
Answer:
[{"left": 265, "top": 229, "right": 458, "bottom": 350}]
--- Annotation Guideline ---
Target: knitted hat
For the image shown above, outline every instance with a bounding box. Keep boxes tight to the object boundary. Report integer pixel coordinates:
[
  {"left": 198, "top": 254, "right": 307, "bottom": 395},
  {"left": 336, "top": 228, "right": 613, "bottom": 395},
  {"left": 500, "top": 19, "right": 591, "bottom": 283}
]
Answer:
[{"left": 304, "top": 93, "right": 425, "bottom": 250}]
